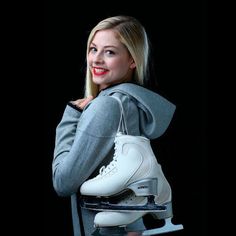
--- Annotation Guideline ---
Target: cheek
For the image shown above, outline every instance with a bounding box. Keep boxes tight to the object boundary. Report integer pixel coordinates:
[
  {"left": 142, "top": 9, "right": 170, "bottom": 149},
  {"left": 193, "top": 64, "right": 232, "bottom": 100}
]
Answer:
[
  {"left": 87, "top": 55, "right": 92, "bottom": 66},
  {"left": 116, "top": 60, "right": 130, "bottom": 73},
  {"left": 109, "top": 58, "right": 127, "bottom": 70}
]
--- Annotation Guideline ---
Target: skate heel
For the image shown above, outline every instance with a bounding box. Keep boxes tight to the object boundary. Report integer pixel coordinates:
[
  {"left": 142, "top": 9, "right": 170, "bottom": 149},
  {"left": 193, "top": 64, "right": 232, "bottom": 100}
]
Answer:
[
  {"left": 142, "top": 202, "right": 183, "bottom": 235},
  {"left": 127, "top": 178, "right": 157, "bottom": 196}
]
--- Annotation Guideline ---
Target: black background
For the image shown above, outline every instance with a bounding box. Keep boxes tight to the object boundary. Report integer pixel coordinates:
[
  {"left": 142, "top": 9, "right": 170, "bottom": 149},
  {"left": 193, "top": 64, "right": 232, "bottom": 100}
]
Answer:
[{"left": 44, "top": 1, "right": 207, "bottom": 235}]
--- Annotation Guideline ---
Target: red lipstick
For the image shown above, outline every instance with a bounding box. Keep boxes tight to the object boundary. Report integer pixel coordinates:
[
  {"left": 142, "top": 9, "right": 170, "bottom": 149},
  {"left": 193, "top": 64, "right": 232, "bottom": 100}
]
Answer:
[{"left": 93, "top": 67, "right": 109, "bottom": 76}]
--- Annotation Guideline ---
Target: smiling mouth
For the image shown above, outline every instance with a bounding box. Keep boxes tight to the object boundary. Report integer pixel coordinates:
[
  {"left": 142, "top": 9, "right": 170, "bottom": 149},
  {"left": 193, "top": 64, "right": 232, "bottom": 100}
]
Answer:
[{"left": 93, "top": 68, "right": 109, "bottom": 76}]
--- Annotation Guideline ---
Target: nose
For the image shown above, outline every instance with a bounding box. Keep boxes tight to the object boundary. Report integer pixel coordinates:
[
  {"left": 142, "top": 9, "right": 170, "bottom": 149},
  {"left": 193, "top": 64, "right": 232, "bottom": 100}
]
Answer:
[{"left": 93, "top": 52, "right": 104, "bottom": 64}]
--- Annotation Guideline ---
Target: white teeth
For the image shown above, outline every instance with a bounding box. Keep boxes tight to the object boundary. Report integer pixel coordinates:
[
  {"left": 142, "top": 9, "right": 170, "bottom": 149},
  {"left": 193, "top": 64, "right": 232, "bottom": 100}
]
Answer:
[{"left": 94, "top": 68, "right": 106, "bottom": 73}]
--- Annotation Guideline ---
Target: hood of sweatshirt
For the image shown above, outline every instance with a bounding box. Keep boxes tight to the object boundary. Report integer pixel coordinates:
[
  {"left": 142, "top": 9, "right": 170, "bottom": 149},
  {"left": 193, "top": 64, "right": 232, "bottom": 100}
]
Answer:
[{"left": 98, "top": 83, "right": 176, "bottom": 139}]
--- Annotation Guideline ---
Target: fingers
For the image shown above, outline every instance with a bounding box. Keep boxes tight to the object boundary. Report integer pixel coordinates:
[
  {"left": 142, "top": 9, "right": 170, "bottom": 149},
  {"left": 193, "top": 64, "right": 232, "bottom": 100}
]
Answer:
[
  {"left": 86, "top": 95, "right": 94, "bottom": 103},
  {"left": 72, "top": 96, "right": 94, "bottom": 109},
  {"left": 79, "top": 99, "right": 89, "bottom": 109}
]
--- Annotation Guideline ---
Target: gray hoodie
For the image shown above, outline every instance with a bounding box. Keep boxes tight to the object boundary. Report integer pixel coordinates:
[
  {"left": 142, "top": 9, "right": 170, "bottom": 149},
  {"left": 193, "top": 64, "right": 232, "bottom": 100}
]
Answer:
[{"left": 52, "top": 83, "right": 176, "bottom": 235}]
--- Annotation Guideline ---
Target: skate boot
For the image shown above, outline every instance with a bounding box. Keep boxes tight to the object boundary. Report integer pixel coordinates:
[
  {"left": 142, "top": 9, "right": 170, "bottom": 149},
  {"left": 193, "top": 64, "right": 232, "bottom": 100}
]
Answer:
[
  {"left": 80, "top": 133, "right": 170, "bottom": 197},
  {"left": 80, "top": 133, "right": 183, "bottom": 234}
]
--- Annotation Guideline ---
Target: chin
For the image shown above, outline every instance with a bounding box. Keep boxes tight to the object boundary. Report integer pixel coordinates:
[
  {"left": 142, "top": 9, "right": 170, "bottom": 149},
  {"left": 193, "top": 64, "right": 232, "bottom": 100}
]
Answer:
[{"left": 93, "top": 77, "right": 107, "bottom": 85}]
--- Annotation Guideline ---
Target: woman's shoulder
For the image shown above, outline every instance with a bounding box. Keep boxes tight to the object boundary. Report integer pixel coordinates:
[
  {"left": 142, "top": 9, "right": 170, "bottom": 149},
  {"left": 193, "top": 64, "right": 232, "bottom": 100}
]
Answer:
[
  {"left": 102, "top": 90, "right": 137, "bottom": 108},
  {"left": 86, "top": 92, "right": 137, "bottom": 117},
  {"left": 84, "top": 95, "right": 121, "bottom": 113}
]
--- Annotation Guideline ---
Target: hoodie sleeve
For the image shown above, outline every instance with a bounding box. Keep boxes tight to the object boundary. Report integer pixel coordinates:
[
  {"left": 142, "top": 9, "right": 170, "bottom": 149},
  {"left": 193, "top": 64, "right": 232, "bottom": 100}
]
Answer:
[{"left": 52, "top": 96, "right": 121, "bottom": 196}]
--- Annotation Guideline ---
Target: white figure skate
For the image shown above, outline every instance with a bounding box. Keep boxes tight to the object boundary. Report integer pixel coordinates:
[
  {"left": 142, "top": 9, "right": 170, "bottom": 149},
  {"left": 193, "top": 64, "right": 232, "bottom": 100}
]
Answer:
[
  {"left": 79, "top": 96, "right": 183, "bottom": 234},
  {"left": 80, "top": 133, "right": 183, "bottom": 235}
]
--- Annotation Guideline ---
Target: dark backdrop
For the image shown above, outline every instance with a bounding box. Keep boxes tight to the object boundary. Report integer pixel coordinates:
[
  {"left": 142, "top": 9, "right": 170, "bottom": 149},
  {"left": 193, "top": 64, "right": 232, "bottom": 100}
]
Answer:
[{"left": 44, "top": 1, "right": 207, "bottom": 235}]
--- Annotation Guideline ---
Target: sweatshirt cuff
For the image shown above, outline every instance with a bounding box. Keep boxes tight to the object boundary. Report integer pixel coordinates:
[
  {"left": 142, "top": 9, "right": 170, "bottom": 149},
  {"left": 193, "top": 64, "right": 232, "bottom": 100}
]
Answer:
[{"left": 67, "top": 102, "right": 83, "bottom": 112}]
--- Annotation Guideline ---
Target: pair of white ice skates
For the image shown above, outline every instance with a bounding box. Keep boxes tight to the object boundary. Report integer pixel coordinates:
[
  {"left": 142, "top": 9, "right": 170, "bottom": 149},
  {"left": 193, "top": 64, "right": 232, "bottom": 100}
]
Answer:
[{"left": 80, "top": 132, "right": 183, "bottom": 235}]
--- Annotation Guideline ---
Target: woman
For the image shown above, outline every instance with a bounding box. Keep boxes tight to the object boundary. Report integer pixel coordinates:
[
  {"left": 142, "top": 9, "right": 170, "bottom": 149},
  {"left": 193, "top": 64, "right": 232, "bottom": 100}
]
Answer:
[{"left": 52, "top": 15, "right": 177, "bottom": 236}]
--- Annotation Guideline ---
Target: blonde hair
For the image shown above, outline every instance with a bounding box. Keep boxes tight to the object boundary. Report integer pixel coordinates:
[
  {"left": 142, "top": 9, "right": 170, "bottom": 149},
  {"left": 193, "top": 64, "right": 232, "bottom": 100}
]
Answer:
[{"left": 84, "top": 16, "right": 150, "bottom": 97}]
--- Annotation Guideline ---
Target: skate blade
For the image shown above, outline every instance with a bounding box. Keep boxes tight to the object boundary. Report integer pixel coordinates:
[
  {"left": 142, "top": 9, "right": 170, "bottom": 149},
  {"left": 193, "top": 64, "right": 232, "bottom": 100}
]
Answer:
[
  {"left": 142, "top": 218, "right": 183, "bottom": 235},
  {"left": 81, "top": 205, "right": 166, "bottom": 212},
  {"left": 80, "top": 201, "right": 166, "bottom": 212}
]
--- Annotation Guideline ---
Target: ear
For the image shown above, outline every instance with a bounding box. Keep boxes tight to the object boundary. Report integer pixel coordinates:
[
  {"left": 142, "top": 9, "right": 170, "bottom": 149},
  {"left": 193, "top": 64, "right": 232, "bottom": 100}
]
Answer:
[{"left": 129, "top": 61, "right": 136, "bottom": 69}]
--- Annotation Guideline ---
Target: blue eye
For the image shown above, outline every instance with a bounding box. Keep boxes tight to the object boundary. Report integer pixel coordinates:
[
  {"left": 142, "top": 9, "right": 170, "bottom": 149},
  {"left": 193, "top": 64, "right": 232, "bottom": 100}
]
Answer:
[
  {"left": 89, "top": 47, "right": 97, "bottom": 53},
  {"left": 105, "top": 50, "right": 115, "bottom": 55}
]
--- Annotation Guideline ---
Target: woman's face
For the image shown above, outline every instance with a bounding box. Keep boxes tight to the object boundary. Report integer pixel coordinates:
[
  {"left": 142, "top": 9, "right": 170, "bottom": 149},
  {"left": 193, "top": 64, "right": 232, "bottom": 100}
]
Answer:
[{"left": 88, "top": 29, "right": 136, "bottom": 90}]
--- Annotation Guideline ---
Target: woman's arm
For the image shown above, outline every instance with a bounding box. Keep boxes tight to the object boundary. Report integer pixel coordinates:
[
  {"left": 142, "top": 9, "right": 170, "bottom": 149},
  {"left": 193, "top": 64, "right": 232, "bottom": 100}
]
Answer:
[{"left": 52, "top": 96, "right": 122, "bottom": 196}]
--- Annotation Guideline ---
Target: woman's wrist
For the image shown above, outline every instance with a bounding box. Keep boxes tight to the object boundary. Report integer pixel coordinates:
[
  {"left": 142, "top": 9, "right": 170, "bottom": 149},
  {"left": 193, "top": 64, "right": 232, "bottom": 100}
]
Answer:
[{"left": 67, "top": 101, "right": 83, "bottom": 112}]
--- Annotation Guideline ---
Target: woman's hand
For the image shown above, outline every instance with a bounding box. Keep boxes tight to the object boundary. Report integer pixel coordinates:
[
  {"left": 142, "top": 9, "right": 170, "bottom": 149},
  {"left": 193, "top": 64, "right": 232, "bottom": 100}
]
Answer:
[{"left": 71, "top": 95, "right": 94, "bottom": 109}]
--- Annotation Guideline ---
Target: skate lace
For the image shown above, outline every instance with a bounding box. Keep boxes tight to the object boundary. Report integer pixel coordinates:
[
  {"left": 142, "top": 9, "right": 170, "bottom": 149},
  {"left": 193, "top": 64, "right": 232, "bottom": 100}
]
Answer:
[{"left": 99, "top": 140, "right": 118, "bottom": 176}]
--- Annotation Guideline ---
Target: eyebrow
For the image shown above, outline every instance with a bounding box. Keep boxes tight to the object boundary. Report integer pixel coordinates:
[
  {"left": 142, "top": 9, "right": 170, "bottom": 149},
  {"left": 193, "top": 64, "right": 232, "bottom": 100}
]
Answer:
[{"left": 90, "top": 42, "right": 118, "bottom": 49}]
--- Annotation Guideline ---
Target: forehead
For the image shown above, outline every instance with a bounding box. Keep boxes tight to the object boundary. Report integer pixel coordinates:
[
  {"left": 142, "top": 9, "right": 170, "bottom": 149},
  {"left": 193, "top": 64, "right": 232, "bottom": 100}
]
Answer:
[{"left": 91, "top": 29, "right": 121, "bottom": 47}]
